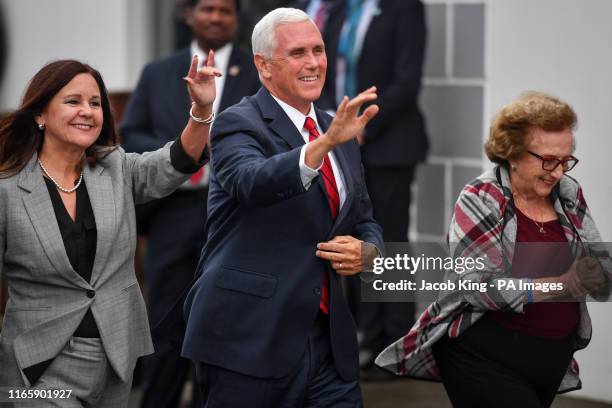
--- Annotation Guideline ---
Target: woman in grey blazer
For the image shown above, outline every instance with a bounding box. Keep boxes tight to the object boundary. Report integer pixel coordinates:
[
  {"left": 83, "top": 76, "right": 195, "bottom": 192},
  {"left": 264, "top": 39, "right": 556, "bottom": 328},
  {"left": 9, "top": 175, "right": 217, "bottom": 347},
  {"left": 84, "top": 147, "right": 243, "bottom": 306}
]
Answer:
[{"left": 0, "top": 54, "right": 219, "bottom": 407}]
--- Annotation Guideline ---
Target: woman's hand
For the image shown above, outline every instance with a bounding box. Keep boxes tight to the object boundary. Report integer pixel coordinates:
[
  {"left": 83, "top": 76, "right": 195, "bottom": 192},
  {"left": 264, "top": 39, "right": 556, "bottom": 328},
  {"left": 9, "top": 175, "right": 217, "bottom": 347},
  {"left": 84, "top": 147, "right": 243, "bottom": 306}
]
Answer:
[
  {"left": 576, "top": 257, "right": 607, "bottom": 295},
  {"left": 178, "top": 50, "right": 220, "bottom": 162},
  {"left": 560, "top": 256, "right": 606, "bottom": 299},
  {"left": 183, "top": 50, "right": 222, "bottom": 109}
]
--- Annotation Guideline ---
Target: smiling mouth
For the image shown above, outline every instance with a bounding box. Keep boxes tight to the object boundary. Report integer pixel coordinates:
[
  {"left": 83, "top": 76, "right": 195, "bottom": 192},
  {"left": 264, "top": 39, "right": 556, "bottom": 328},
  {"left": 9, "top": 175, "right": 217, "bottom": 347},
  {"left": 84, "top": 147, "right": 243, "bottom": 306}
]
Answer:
[
  {"left": 71, "top": 124, "right": 94, "bottom": 130},
  {"left": 299, "top": 75, "right": 319, "bottom": 83}
]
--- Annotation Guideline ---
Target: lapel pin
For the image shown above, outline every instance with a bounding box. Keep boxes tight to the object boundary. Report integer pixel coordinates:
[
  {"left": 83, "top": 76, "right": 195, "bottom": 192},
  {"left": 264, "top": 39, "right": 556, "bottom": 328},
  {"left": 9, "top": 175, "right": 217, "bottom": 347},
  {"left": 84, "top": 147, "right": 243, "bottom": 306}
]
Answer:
[{"left": 229, "top": 65, "right": 240, "bottom": 76}]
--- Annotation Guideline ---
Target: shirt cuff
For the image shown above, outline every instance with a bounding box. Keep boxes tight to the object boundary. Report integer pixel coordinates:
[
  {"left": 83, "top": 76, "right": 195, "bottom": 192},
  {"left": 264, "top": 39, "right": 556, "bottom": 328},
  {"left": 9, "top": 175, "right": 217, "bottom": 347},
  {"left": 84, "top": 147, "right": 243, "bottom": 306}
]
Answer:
[
  {"left": 299, "top": 144, "right": 322, "bottom": 190},
  {"left": 170, "top": 137, "right": 209, "bottom": 174}
]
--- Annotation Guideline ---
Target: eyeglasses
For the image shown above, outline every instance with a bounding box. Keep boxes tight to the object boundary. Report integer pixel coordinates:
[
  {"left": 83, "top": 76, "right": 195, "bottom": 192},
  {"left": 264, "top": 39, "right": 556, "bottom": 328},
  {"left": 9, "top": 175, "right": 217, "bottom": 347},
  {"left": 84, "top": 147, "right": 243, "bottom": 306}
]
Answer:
[{"left": 527, "top": 150, "right": 579, "bottom": 172}]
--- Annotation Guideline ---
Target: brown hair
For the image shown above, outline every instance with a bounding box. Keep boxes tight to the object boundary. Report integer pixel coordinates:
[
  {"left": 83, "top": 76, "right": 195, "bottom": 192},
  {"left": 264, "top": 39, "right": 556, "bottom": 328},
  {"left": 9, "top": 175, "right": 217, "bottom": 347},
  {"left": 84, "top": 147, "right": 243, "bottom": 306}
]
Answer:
[
  {"left": 0, "top": 59, "right": 118, "bottom": 177},
  {"left": 485, "top": 91, "right": 577, "bottom": 165}
]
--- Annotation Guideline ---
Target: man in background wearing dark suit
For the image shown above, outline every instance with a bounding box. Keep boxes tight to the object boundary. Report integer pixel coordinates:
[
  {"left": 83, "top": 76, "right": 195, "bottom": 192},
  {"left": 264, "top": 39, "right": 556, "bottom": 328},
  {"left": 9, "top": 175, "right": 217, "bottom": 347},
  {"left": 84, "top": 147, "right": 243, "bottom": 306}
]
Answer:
[
  {"left": 119, "top": 0, "right": 260, "bottom": 406},
  {"left": 313, "top": 0, "right": 429, "bottom": 380}
]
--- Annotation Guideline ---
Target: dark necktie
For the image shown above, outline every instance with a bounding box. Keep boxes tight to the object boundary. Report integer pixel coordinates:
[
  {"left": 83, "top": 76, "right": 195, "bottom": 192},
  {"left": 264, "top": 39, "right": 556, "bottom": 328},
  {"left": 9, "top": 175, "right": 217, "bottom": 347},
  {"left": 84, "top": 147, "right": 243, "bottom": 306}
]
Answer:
[{"left": 304, "top": 116, "right": 340, "bottom": 314}]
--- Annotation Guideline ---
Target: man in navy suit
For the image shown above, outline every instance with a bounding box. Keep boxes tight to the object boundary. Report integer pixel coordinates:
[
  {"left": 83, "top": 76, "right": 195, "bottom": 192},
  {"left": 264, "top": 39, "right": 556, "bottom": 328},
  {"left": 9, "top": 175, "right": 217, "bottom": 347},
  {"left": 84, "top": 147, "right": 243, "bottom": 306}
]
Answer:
[
  {"left": 182, "top": 7, "right": 383, "bottom": 407},
  {"left": 119, "top": 1, "right": 259, "bottom": 406}
]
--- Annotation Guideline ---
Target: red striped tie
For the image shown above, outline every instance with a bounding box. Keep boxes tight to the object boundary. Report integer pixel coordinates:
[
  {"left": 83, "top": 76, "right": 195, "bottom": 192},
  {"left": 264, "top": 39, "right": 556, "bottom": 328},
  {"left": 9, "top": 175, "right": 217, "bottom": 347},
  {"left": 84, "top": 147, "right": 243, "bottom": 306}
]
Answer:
[{"left": 304, "top": 117, "right": 339, "bottom": 314}]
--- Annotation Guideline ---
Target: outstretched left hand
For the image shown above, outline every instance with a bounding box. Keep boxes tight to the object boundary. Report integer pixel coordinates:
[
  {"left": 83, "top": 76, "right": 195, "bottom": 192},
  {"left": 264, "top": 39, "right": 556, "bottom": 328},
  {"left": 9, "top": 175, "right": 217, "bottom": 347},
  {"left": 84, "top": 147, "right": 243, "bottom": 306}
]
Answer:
[{"left": 183, "top": 49, "right": 222, "bottom": 108}]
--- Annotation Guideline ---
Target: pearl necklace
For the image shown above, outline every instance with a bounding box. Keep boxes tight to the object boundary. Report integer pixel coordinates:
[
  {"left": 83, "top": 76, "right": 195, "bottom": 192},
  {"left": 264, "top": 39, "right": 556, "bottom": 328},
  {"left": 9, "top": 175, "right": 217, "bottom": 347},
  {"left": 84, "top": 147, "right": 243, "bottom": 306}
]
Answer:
[{"left": 38, "top": 159, "right": 83, "bottom": 193}]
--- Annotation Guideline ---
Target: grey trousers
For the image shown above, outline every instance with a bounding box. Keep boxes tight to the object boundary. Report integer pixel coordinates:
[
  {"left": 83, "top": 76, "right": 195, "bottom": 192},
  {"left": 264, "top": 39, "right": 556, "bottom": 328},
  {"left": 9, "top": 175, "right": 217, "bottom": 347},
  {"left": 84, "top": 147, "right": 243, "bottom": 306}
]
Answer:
[{"left": 15, "top": 337, "right": 132, "bottom": 408}]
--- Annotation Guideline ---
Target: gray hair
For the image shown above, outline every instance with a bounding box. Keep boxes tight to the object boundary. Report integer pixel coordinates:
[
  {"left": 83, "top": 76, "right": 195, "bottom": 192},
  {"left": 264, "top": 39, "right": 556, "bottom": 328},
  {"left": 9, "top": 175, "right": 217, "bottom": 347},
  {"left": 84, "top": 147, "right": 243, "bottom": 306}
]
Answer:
[{"left": 252, "top": 8, "right": 312, "bottom": 59}]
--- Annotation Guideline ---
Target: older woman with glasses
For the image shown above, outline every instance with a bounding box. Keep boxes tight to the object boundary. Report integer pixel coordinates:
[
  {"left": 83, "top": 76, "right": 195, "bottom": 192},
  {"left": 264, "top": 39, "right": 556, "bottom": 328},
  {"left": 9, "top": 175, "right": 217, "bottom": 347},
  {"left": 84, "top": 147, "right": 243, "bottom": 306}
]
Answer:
[{"left": 376, "top": 91, "right": 610, "bottom": 408}]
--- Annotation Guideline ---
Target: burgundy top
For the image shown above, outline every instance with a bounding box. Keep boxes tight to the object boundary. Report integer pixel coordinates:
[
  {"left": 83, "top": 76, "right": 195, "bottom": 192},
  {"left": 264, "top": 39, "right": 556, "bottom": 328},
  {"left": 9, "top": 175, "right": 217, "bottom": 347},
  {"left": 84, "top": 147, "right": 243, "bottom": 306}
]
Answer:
[{"left": 487, "top": 207, "right": 580, "bottom": 339}]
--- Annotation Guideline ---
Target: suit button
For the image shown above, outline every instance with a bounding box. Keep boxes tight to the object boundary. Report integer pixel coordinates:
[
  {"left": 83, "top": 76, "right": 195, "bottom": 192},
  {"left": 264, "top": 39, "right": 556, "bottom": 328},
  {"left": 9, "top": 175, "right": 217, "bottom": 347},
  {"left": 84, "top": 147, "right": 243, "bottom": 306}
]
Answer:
[
  {"left": 86, "top": 290, "right": 96, "bottom": 299},
  {"left": 313, "top": 287, "right": 322, "bottom": 296}
]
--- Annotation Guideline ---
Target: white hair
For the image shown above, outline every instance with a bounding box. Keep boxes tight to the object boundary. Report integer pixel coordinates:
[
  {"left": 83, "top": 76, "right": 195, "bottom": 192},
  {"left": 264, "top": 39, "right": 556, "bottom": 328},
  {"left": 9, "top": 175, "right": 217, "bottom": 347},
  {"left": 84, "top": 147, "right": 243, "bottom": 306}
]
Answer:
[{"left": 252, "top": 8, "right": 312, "bottom": 59}]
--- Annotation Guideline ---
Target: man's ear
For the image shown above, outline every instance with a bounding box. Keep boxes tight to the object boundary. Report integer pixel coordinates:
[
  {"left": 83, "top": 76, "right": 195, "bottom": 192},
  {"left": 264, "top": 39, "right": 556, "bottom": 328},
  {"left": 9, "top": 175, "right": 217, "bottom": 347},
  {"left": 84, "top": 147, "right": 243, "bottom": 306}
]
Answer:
[{"left": 254, "top": 54, "right": 272, "bottom": 81}]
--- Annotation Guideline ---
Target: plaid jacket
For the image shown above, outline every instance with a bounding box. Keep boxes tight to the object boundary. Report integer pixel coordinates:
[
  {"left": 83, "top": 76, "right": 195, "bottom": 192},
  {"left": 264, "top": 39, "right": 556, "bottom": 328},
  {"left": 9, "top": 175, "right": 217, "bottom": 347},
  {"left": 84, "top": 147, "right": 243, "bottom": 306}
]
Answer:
[{"left": 375, "top": 165, "right": 611, "bottom": 393}]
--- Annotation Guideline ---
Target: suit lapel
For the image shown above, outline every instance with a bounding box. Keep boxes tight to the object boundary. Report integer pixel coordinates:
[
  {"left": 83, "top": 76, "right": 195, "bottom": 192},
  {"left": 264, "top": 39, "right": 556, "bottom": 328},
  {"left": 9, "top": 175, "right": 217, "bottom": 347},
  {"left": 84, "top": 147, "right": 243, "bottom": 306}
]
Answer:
[
  {"left": 83, "top": 161, "right": 116, "bottom": 286},
  {"left": 330, "top": 144, "right": 355, "bottom": 229},
  {"left": 256, "top": 88, "right": 305, "bottom": 150},
  {"left": 18, "top": 155, "right": 88, "bottom": 287}
]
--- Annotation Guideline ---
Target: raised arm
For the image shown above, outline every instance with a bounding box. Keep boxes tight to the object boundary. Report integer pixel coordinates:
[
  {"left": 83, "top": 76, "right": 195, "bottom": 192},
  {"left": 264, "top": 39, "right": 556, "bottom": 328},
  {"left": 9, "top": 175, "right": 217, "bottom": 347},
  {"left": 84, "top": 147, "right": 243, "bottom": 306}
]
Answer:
[
  {"left": 126, "top": 51, "right": 220, "bottom": 203},
  {"left": 180, "top": 50, "right": 221, "bottom": 162}
]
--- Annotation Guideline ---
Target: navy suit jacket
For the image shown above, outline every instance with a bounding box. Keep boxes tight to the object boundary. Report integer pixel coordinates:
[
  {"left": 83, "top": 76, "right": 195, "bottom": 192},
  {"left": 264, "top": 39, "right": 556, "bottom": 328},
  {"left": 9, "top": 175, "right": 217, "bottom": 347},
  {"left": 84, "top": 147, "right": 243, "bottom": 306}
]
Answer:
[
  {"left": 182, "top": 87, "right": 383, "bottom": 381},
  {"left": 318, "top": 0, "right": 429, "bottom": 167}
]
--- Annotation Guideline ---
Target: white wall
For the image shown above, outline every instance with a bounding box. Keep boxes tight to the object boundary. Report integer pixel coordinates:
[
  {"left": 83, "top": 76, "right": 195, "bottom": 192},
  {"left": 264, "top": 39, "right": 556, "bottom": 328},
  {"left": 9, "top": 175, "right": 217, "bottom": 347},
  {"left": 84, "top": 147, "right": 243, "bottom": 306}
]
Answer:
[
  {"left": 488, "top": 0, "right": 612, "bottom": 402},
  {"left": 0, "top": 0, "right": 153, "bottom": 111}
]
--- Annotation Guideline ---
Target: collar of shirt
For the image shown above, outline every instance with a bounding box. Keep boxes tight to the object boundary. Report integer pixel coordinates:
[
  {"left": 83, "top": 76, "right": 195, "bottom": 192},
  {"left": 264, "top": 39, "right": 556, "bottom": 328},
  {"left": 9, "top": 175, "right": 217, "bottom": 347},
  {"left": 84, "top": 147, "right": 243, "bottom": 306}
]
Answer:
[
  {"left": 269, "top": 94, "right": 321, "bottom": 142},
  {"left": 190, "top": 40, "right": 233, "bottom": 72}
]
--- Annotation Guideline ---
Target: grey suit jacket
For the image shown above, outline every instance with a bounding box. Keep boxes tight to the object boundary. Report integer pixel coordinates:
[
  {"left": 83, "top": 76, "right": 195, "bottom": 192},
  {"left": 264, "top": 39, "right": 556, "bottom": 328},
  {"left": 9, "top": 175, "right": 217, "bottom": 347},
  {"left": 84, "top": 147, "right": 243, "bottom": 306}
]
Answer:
[{"left": 0, "top": 142, "right": 192, "bottom": 387}]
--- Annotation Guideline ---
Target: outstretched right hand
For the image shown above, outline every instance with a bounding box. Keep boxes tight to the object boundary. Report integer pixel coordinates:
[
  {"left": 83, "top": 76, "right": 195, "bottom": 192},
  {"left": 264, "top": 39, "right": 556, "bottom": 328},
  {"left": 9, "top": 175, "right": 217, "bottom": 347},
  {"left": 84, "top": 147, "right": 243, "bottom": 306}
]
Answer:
[
  {"left": 303, "top": 87, "right": 379, "bottom": 169},
  {"left": 324, "top": 86, "right": 379, "bottom": 148}
]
